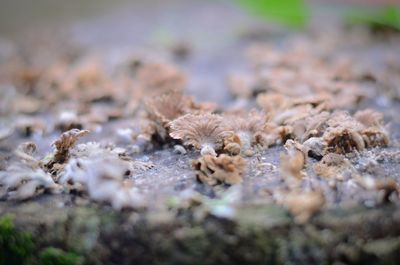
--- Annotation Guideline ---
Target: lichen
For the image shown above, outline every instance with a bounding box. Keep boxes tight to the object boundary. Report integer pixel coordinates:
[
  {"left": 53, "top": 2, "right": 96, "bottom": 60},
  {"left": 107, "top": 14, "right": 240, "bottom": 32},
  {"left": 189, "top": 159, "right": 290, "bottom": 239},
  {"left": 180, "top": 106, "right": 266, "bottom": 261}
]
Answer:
[{"left": 0, "top": 215, "right": 35, "bottom": 265}]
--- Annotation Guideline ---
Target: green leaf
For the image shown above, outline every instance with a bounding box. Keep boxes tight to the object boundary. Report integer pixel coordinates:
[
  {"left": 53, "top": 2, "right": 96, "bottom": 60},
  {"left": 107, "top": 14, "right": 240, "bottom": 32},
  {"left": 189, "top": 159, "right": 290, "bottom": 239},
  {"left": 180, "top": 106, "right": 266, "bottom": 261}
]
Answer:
[
  {"left": 347, "top": 6, "right": 400, "bottom": 31},
  {"left": 236, "top": 0, "right": 309, "bottom": 29}
]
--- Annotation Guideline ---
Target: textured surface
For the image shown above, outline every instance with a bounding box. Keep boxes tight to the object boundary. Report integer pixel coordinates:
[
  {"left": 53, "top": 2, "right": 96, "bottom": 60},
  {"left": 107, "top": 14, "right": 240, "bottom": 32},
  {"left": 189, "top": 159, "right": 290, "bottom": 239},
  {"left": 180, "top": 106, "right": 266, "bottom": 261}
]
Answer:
[{"left": 1, "top": 1, "right": 400, "bottom": 264}]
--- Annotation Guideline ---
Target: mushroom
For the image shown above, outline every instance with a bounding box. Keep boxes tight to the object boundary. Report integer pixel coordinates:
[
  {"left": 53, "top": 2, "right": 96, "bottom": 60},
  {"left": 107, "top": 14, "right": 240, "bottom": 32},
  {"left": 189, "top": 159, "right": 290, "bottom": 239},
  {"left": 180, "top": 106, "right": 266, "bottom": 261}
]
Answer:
[
  {"left": 192, "top": 154, "right": 247, "bottom": 186},
  {"left": 281, "top": 189, "right": 325, "bottom": 224},
  {"left": 224, "top": 110, "right": 269, "bottom": 156},
  {"left": 136, "top": 62, "right": 187, "bottom": 95},
  {"left": 169, "top": 113, "right": 232, "bottom": 156},
  {"left": 355, "top": 109, "right": 389, "bottom": 148},
  {"left": 45, "top": 129, "right": 90, "bottom": 170},
  {"left": 144, "top": 90, "right": 189, "bottom": 127},
  {"left": 322, "top": 111, "right": 366, "bottom": 154},
  {"left": 354, "top": 109, "right": 385, "bottom": 128},
  {"left": 280, "top": 140, "right": 307, "bottom": 187}
]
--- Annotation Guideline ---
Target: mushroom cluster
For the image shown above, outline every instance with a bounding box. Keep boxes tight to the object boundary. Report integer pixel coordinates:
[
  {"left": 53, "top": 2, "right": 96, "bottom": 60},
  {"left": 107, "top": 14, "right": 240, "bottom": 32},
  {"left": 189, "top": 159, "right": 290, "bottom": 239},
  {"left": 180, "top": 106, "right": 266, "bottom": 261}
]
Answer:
[
  {"left": 0, "top": 129, "right": 152, "bottom": 208},
  {"left": 0, "top": 30, "right": 396, "bottom": 220}
]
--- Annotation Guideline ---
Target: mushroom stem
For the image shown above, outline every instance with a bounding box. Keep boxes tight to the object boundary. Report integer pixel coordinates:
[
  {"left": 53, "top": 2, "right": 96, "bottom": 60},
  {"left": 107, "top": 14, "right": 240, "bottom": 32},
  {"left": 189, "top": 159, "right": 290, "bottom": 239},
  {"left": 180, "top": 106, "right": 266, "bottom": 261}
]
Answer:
[
  {"left": 237, "top": 131, "right": 252, "bottom": 155},
  {"left": 200, "top": 144, "right": 217, "bottom": 156}
]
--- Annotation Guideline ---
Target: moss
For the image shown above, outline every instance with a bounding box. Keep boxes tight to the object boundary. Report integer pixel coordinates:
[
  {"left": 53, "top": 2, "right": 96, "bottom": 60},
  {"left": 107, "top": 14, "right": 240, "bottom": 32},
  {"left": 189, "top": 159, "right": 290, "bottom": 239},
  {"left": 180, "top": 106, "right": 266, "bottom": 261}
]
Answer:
[
  {"left": 173, "top": 226, "right": 209, "bottom": 263},
  {"left": 38, "top": 247, "right": 83, "bottom": 265},
  {"left": 236, "top": 227, "right": 279, "bottom": 265},
  {"left": 0, "top": 214, "right": 84, "bottom": 265},
  {"left": 65, "top": 208, "right": 101, "bottom": 253},
  {"left": 360, "top": 238, "right": 400, "bottom": 265},
  {"left": 0, "top": 214, "right": 35, "bottom": 265},
  {"left": 276, "top": 228, "right": 327, "bottom": 265}
]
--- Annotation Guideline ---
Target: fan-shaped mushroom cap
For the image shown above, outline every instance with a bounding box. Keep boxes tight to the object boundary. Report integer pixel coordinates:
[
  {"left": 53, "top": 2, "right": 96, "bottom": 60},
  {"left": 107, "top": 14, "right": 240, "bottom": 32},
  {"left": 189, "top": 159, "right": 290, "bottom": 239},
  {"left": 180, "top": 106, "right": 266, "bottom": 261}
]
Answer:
[{"left": 169, "top": 113, "right": 232, "bottom": 155}]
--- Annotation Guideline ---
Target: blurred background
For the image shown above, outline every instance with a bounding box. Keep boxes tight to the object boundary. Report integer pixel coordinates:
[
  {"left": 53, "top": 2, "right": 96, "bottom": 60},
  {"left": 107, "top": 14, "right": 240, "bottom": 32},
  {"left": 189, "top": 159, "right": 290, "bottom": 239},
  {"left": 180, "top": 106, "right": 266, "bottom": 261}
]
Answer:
[
  {"left": 0, "top": 0, "right": 399, "bottom": 104},
  {"left": 1, "top": 0, "right": 398, "bottom": 37}
]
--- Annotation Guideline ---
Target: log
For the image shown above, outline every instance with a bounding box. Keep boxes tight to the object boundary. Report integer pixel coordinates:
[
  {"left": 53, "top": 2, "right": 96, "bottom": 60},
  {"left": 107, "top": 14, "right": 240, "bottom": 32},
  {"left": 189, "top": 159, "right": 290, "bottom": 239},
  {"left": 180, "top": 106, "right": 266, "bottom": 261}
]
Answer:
[{"left": 1, "top": 195, "right": 400, "bottom": 265}]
